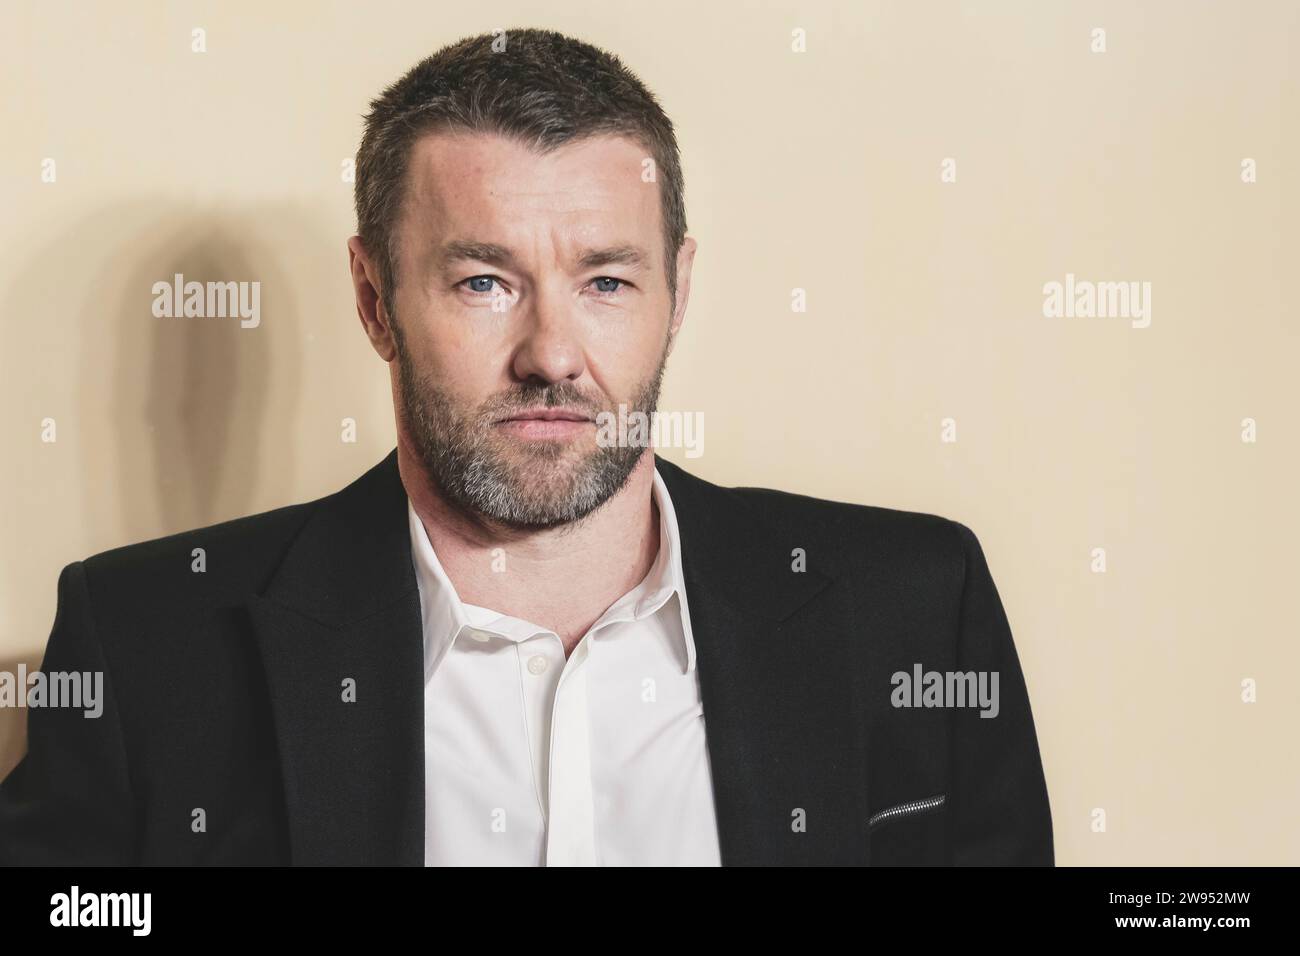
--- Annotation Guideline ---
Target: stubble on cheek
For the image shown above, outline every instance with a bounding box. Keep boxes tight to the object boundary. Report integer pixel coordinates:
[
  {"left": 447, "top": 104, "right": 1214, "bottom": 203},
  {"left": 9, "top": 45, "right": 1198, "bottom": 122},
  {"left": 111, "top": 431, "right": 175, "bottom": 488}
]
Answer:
[{"left": 395, "top": 346, "right": 609, "bottom": 522}]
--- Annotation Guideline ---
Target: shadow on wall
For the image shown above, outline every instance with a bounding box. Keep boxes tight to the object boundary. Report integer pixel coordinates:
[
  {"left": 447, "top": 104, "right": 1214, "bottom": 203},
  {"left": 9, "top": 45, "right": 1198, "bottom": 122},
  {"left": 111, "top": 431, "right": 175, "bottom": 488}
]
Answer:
[
  {"left": 82, "top": 203, "right": 316, "bottom": 534},
  {"left": 3, "top": 201, "right": 346, "bottom": 774}
]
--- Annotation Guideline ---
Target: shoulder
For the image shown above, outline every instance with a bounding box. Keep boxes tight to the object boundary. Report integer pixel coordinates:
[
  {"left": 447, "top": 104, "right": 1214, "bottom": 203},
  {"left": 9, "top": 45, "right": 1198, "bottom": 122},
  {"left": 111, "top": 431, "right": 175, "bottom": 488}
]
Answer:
[
  {"left": 738, "top": 483, "right": 983, "bottom": 578},
  {"left": 657, "top": 457, "right": 984, "bottom": 585},
  {"left": 734, "top": 481, "right": 959, "bottom": 540},
  {"left": 75, "top": 496, "right": 321, "bottom": 624},
  {"left": 69, "top": 450, "right": 405, "bottom": 626}
]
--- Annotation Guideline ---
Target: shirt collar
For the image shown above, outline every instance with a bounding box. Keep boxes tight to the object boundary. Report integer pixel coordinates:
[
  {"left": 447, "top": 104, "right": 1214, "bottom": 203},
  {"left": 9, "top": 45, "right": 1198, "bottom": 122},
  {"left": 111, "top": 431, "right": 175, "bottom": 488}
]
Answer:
[{"left": 407, "top": 465, "right": 697, "bottom": 683}]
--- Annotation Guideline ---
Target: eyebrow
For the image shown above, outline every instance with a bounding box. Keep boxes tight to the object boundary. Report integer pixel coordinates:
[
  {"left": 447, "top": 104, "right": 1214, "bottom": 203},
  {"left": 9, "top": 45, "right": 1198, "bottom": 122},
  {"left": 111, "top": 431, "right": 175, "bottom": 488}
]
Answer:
[
  {"left": 436, "top": 240, "right": 651, "bottom": 272},
  {"left": 576, "top": 245, "right": 650, "bottom": 270}
]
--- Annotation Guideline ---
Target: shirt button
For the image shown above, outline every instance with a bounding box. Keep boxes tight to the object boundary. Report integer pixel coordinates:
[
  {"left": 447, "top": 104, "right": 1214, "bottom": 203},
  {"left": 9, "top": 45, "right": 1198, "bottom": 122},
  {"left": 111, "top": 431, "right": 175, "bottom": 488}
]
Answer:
[
  {"left": 469, "top": 630, "right": 491, "bottom": 643},
  {"left": 527, "top": 655, "right": 549, "bottom": 675}
]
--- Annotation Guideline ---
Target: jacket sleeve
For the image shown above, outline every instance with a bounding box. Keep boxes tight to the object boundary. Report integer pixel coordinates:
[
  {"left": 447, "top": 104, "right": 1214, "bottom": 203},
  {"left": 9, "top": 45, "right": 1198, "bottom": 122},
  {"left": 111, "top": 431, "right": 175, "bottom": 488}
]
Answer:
[
  {"left": 0, "top": 561, "right": 137, "bottom": 865},
  {"left": 946, "top": 522, "right": 1054, "bottom": 865}
]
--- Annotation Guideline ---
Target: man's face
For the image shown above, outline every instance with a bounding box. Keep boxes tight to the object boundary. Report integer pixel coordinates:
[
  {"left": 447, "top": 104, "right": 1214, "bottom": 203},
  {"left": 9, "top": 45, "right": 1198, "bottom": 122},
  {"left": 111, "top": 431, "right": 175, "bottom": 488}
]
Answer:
[{"left": 375, "top": 131, "right": 691, "bottom": 529}]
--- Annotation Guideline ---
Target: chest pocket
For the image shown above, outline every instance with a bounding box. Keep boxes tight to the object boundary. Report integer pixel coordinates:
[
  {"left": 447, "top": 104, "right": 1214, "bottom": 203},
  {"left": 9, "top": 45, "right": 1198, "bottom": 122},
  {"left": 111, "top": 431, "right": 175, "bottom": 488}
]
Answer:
[{"left": 867, "top": 793, "right": 948, "bottom": 865}]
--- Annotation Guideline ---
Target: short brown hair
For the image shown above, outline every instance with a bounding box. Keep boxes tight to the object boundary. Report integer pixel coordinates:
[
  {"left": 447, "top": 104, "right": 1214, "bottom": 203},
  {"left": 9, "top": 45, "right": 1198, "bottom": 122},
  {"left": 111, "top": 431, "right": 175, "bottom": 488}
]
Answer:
[{"left": 354, "top": 28, "right": 688, "bottom": 319}]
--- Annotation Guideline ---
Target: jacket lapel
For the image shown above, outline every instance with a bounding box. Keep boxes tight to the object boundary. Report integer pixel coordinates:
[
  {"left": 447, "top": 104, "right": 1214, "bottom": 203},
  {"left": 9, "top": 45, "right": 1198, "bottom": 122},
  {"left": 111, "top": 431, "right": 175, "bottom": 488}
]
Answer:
[
  {"left": 247, "top": 450, "right": 424, "bottom": 865},
  {"left": 655, "top": 455, "right": 870, "bottom": 865}
]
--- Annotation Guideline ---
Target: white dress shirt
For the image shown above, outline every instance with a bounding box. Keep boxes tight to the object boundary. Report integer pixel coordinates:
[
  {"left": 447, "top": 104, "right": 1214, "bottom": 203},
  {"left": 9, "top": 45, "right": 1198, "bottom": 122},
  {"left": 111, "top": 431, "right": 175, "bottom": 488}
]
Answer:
[{"left": 409, "top": 467, "right": 722, "bottom": 866}]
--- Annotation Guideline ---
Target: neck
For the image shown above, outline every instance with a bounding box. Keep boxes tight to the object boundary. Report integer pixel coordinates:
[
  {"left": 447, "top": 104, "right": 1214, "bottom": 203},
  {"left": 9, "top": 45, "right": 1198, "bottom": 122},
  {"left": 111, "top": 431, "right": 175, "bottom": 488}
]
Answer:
[{"left": 397, "top": 431, "right": 661, "bottom": 657}]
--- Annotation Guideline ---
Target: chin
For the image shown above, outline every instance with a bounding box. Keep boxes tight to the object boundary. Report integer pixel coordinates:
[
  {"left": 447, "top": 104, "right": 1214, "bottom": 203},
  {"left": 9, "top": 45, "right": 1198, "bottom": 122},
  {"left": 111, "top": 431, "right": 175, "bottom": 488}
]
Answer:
[{"left": 497, "top": 439, "right": 594, "bottom": 467}]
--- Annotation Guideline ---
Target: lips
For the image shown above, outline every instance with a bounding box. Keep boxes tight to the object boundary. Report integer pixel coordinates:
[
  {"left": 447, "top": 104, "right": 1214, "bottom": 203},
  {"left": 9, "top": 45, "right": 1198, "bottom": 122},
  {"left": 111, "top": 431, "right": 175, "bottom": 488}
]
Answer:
[{"left": 497, "top": 407, "right": 593, "bottom": 423}]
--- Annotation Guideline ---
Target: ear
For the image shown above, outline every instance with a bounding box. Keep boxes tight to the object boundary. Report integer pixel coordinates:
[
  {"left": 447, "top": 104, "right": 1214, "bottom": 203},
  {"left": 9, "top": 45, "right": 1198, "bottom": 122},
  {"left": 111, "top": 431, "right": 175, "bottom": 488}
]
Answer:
[
  {"left": 666, "top": 236, "right": 697, "bottom": 355},
  {"left": 348, "top": 235, "right": 397, "bottom": 362}
]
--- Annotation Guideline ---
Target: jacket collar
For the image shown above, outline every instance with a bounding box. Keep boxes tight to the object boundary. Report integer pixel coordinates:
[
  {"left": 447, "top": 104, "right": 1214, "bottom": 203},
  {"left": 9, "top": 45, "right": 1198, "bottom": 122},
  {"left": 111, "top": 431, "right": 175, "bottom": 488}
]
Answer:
[{"left": 248, "top": 448, "right": 864, "bottom": 865}]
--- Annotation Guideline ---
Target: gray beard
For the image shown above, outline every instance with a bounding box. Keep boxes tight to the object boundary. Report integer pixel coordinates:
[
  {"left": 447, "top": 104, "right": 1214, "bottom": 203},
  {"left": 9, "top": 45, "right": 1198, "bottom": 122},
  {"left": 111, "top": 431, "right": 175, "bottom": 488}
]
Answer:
[{"left": 394, "top": 327, "right": 669, "bottom": 531}]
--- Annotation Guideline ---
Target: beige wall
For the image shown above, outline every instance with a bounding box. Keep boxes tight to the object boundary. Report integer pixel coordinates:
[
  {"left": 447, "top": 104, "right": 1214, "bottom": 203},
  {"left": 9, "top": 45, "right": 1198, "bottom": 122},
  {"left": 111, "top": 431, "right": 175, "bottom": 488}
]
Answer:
[{"left": 2, "top": 0, "right": 1296, "bottom": 864}]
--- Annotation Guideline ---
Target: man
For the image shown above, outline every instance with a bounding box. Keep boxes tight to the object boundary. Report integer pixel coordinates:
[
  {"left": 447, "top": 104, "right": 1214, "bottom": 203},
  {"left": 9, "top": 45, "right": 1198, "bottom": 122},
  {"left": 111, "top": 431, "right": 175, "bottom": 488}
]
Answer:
[{"left": 0, "top": 28, "right": 1052, "bottom": 866}]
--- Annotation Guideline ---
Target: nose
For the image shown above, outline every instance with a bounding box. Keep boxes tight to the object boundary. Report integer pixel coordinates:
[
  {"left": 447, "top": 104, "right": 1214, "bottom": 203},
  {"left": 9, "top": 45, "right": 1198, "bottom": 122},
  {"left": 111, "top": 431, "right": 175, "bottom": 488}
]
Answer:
[{"left": 510, "top": 284, "right": 586, "bottom": 386}]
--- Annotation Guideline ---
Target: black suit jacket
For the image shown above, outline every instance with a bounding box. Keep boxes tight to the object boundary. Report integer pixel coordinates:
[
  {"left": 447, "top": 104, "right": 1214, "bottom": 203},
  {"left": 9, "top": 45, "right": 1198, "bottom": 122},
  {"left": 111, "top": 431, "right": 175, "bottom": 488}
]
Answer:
[{"left": 0, "top": 450, "right": 1053, "bottom": 865}]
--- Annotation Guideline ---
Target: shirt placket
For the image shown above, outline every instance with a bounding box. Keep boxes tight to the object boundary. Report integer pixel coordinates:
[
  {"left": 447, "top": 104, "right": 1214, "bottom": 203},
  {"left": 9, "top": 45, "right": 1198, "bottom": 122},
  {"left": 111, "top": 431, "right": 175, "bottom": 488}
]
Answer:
[{"left": 532, "top": 637, "right": 598, "bottom": 867}]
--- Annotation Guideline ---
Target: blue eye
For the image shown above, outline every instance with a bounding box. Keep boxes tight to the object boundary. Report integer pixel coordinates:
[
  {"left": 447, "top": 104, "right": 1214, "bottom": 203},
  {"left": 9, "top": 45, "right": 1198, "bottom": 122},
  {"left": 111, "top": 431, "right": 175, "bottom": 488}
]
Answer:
[
  {"left": 463, "top": 276, "right": 499, "bottom": 294},
  {"left": 460, "top": 275, "right": 625, "bottom": 297}
]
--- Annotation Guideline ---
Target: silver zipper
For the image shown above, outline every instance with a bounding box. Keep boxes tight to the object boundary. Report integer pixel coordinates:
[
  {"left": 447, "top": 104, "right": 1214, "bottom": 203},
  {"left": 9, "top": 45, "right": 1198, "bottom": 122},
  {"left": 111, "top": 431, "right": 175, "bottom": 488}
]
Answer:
[{"left": 868, "top": 793, "right": 946, "bottom": 830}]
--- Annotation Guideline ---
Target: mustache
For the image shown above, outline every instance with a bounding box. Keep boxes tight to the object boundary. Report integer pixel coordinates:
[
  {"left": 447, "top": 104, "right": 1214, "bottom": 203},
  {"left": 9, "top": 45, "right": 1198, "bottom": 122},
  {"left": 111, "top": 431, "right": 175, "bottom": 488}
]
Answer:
[{"left": 482, "top": 383, "right": 607, "bottom": 420}]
